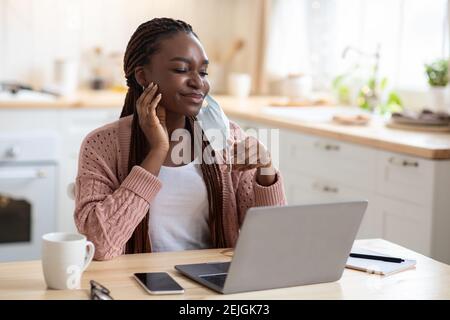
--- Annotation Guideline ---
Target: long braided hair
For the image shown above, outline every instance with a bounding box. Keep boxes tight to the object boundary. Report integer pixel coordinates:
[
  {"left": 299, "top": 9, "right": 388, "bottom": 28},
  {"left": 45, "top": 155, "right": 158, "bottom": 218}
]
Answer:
[{"left": 121, "top": 18, "right": 226, "bottom": 254}]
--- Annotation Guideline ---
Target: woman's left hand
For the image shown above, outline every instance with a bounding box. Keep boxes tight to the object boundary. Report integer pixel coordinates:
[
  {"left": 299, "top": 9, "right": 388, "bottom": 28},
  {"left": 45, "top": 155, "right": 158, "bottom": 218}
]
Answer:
[{"left": 228, "top": 136, "right": 276, "bottom": 186}]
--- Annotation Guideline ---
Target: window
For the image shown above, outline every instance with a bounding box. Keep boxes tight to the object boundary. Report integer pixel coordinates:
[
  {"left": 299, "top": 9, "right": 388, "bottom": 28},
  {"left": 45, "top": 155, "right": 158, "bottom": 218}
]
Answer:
[{"left": 265, "top": 0, "right": 449, "bottom": 92}]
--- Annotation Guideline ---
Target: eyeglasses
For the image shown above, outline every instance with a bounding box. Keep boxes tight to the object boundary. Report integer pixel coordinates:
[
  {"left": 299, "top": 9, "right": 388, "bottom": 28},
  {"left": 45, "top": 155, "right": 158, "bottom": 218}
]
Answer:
[{"left": 90, "top": 280, "right": 114, "bottom": 300}]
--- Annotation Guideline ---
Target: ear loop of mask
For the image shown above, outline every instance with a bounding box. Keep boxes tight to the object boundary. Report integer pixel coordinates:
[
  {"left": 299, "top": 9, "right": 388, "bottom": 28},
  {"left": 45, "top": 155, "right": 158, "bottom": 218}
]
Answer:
[{"left": 204, "top": 95, "right": 233, "bottom": 172}]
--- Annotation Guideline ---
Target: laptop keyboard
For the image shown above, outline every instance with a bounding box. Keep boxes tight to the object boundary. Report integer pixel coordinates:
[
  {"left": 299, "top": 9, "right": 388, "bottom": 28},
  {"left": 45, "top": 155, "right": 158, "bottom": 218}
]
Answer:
[
  {"left": 200, "top": 273, "right": 228, "bottom": 288},
  {"left": 206, "top": 262, "right": 230, "bottom": 273}
]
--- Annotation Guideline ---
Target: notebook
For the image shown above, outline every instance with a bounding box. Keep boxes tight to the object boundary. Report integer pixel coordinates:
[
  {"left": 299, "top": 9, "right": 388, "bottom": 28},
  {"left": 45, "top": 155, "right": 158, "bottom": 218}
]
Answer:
[{"left": 346, "top": 248, "right": 416, "bottom": 276}]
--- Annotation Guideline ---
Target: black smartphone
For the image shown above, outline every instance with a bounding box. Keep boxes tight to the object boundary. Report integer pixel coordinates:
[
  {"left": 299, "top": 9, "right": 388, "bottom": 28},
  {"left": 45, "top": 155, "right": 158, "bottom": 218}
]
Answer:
[{"left": 134, "top": 272, "right": 184, "bottom": 295}]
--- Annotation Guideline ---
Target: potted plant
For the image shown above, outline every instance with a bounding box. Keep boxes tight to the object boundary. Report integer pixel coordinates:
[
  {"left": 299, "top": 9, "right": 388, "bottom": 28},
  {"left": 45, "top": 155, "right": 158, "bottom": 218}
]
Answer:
[
  {"left": 425, "top": 58, "right": 449, "bottom": 112},
  {"left": 332, "top": 45, "right": 402, "bottom": 115},
  {"left": 332, "top": 74, "right": 402, "bottom": 116}
]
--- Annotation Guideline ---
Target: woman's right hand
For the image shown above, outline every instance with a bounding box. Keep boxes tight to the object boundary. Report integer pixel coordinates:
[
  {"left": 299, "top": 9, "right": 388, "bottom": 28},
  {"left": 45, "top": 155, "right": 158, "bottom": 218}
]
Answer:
[{"left": 136, "top": 82, "right": 169, "bottom": 154}]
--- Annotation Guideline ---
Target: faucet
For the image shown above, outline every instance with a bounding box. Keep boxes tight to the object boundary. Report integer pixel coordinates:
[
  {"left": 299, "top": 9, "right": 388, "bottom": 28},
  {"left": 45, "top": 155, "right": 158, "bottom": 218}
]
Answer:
[
  {"left": 341, "top": 44, "right": 381, "bottom": 111},
  {"left": 342, "top": 44, "right": 380, "bottom": 75},
  {"left": 342, "top": 44, "right": 380, "bottom": 59}
]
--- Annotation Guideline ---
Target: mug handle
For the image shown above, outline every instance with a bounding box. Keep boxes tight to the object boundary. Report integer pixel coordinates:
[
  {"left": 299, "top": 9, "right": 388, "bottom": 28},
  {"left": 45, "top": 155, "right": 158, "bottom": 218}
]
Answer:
[{"left": 82, "top": 241, "right": 95, "bottom": 272}]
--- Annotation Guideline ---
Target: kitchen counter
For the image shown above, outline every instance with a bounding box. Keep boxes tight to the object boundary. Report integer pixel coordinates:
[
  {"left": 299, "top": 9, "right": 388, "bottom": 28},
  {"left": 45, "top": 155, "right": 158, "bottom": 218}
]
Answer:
[
  {"left": 0, "top": 89, "right": 127, "bottom": 109},
  {"left": 1, "top": 90, "right": 449, "bottom": 159}
]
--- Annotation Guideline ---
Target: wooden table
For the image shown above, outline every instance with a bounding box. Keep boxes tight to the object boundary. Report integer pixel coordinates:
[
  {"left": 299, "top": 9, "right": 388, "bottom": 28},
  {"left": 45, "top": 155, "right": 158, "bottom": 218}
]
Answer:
[{"left": 0, "top": 239, "right": 449, "bottom": 300}]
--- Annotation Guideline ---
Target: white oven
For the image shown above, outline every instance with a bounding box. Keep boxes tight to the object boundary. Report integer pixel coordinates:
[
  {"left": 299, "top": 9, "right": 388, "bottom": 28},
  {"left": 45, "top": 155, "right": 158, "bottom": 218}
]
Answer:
[{"left": 0, "top": 132, "right": 59, "bottom": 262}]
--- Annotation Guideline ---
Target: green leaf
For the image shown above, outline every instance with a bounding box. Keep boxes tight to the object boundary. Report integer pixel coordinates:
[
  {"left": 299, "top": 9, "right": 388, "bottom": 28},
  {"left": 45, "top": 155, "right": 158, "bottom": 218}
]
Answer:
[
  {"left": 368, "top": 77, "right": 376, "bottom": 90},
  {"left": 425, "top": 59, "right": 448, "bottom": 86},
  {"left": 338, "top": 86, "right": 350, "bottom": 104},
  {"left": 380, "top": 77, "right": 388, "bottom": 91},
  {"left": 376, "top": 91, "right": 403, "bottom": 115},
  {"left": 332, "top": 74, "right": 346, "bottom": 89},
  {"left": 387, "top": 91, "right": 402, "bottom": 106}
]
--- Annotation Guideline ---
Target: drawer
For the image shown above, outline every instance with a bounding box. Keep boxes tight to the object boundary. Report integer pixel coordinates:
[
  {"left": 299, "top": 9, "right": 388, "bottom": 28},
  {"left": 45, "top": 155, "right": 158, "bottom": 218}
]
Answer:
[
  {"left": 376, "top": 151, "right": 434, "bottom": 206},
  {"left": 280, "top": 130, "right": 376, "bottom": 190},
  {"left": 0, "top": 110, "right": 60, "bottom": 129},
  {"left": 285, "top": 173, "right": 381, "bottom": 239},
  {"left": 61, "top": 109, "right": 120, "bottom": 132},
  {"left": 377, "top": 196, "right": 431, "bottom": 256}
]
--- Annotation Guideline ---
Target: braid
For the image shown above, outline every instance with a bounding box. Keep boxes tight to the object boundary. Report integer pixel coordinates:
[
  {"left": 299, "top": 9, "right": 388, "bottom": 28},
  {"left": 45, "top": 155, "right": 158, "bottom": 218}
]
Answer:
[
  {"left": 120, "top": 18, "right": 226, "bottom": 254},
  {"left": 188, "top": 117, "right": 227, "bottom": 248}
]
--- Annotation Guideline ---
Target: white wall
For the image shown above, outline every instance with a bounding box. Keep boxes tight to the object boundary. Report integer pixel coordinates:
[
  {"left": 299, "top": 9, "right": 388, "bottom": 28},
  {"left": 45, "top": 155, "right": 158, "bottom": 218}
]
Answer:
[{"left": 0, "top": 0, "right": 263, "bottom": 93}]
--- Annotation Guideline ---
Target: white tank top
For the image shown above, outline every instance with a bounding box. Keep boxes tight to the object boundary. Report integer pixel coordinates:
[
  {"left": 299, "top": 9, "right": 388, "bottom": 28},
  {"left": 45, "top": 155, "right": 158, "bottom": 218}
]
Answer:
[{"left": 148, "top": 160, "right": 212, "bottom": 252}]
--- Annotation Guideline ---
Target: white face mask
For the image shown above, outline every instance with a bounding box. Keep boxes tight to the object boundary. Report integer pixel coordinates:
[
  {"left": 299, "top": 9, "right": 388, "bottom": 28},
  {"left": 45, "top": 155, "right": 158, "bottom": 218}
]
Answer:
[{"left": 196, "top": 94, "right": 231, "bottom": 152}]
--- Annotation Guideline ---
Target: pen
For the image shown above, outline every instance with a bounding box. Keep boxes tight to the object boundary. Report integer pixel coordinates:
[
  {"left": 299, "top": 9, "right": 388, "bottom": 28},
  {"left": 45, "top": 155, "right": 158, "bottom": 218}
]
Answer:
[{"left": 349, "top": 253, "right": 405, "bottom": 263}]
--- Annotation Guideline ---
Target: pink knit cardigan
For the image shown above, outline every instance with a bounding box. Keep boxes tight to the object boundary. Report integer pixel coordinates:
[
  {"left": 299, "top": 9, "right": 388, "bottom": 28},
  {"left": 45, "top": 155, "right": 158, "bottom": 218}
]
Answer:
[{"left": 74, "top": 115, "right": 286, "bottom": 260}]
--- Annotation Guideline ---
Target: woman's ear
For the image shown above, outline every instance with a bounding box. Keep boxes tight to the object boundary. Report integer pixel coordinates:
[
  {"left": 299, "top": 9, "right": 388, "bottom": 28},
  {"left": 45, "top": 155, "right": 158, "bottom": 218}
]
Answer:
[{"left": 134, "top": 66, "right": 149, "bottom": 88}]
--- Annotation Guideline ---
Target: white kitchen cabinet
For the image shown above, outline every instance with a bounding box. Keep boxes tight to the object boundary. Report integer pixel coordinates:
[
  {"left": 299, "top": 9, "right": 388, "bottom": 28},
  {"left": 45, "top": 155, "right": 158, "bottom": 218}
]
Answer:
[
  {"left": 375, "top": 151, "right": 450, "bottom": 260},
  {"left": 230, "top": 116, "right": 450, "bottom": 264},
  {"left": 231, "top": 118, "right": 379, "bottom": 239},
  {"left": 280, "top": 130, "right": 377, "bottom": 191},
  {"left": 58, "top": 109, "right": 120, "bottom": 233},
  {"left": 2, "top": 110, "right": 449, "bottom": 263},
  {"left": 376, "top": 151, "right": 434, "bottom": 206},
  {"left": 376, "top": 195, "right": 431, "bottom": 255},
  {"left": 287, "top": 173, "right": 381, "bottom": 239},
  {"left": 0, "top": 108, "right": 121, "bottom": 234}
]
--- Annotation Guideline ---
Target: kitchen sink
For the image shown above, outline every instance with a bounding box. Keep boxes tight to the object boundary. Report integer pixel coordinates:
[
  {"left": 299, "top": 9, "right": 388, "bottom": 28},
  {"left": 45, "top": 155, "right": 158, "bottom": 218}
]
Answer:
[{"left": 0, "top": 90, "right": 57, "bottom": 102}]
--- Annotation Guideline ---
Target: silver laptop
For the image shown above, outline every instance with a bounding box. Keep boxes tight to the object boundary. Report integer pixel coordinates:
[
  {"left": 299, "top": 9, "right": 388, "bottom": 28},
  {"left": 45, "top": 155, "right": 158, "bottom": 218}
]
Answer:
[{"left": 175, "top": 200, "right": 368, "bottom": 294}]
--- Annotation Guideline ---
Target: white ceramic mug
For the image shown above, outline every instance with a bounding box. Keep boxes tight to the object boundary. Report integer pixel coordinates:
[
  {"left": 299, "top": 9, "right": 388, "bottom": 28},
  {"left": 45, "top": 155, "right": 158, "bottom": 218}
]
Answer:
[
  {"left": 54, "top": 59, "right": 79, "bottom": 97},
  {"left": 227, "top": 73, "right": 252, "bottom": 97},
  {"left": 42, "top": 232, "right": 95, "bottom": 290},
  {"left": 282, "top": 74, "right": 312, "bottom": 100}
]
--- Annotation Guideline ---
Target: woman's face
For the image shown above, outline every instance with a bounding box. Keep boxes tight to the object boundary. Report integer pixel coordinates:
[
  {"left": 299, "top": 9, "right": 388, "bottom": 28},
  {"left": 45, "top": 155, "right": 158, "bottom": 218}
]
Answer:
[{"left": 136, "top": 32, "right": 210, "bottom": 117}]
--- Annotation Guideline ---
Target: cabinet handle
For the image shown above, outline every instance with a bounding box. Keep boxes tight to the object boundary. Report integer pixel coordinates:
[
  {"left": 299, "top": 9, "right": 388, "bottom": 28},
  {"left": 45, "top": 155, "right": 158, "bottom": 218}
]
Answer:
[
  {"left": 313, "top": 182, "right": 339, "bottom": 193},
  {"left": 4, "top": 146, "right": 20, "bottom": 159},
  {"left": 388, "top": 157, "right": 419, "bottom": 167},
  {"left": 322, "top": 185, "right": 339, "bottom": 193},
  {"left": 314, "top": 141, "right": 340, "bottom": 151},
  {"left": 0, "top": 168, "right": 46, "bottom": 179}
]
